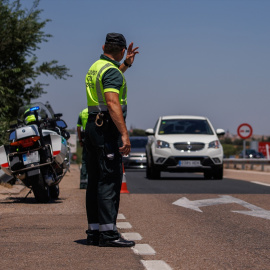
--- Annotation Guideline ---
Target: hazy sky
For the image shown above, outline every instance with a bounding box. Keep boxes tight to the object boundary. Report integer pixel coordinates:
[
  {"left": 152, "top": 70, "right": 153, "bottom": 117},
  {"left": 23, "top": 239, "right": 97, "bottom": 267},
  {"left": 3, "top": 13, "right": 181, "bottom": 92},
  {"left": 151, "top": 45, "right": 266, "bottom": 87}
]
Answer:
[{"left": 21, "top": 0, "right": 270, "bottom": 135}]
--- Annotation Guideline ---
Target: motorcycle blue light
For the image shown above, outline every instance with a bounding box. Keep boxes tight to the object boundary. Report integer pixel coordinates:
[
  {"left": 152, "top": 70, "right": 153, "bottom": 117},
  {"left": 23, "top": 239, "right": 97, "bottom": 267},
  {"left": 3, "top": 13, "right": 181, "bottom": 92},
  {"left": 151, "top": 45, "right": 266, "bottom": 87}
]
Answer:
[{"left": 30, "top": 106, "right": 40, "bottom": 111}]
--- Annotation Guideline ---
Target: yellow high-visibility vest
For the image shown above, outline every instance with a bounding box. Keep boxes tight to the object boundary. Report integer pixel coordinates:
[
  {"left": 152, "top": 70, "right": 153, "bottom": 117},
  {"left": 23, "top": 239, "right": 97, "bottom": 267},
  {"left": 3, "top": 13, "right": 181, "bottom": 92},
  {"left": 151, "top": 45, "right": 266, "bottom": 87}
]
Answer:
[
  {"left": 77, "top": 108, "right": 89, "bottom": 130},
  {"left": 85, "top": 59, "right": 127, "bottom": 112}
]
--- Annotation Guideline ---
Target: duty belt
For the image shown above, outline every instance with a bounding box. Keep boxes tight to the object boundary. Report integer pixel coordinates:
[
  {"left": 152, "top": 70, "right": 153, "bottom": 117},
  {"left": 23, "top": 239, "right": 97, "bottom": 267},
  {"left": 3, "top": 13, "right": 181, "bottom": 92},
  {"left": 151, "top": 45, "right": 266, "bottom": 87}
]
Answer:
[
  {"left": 87, "top": 112, "right": 110, "bottom": 127},
  {"left": 88, "top": 105, "right": 127, "bottom": 113}
]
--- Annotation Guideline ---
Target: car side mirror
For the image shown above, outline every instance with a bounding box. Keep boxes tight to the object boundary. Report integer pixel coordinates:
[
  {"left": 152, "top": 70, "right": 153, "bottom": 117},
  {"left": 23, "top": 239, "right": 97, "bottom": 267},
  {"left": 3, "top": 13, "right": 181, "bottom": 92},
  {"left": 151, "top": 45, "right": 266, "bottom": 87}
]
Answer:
[
  {"left": 145, "top": 128, "right": 154, "bottom": 135},
  {"left": 216, "top": 129, "right": 225, "bottom": 136}
]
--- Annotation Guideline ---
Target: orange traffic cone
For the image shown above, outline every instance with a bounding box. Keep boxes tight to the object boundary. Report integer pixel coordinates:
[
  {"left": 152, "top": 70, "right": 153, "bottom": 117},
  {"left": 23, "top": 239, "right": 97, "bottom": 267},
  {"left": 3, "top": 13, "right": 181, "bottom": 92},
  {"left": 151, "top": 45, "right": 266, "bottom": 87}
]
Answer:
[{"left": 120, "top": 164, "right": 130, "bottom": 194}]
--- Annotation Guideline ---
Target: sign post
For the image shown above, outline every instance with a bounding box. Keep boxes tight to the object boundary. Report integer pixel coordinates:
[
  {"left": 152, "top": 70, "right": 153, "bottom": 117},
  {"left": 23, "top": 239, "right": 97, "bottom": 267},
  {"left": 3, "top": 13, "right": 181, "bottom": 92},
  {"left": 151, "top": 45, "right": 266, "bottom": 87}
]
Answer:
[
  {"left": 266, "top": 144, "right": 270, "bottom": 160},
  {"left": 237, "top": 123, "right": 253, "bottom": 158}
]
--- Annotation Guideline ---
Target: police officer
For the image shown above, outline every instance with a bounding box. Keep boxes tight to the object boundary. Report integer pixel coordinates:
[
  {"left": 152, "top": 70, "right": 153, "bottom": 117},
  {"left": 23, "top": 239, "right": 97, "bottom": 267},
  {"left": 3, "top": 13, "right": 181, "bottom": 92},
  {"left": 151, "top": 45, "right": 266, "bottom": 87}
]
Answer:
[
  {"left": 77, "top": 108, "right": 89, "bottom": 189},
  {"left": 24, "top": 108, "right": 41, "bottom": 125},
  {"left": 84, "top": 33, "right": 139, "bottom": 247}
]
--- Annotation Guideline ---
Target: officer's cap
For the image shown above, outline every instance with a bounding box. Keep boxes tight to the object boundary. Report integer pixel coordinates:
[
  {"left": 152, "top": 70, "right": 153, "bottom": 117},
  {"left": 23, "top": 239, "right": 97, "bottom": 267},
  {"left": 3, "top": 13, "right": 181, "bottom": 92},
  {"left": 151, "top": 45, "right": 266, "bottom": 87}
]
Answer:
[{"left": 105, "top": 33, "right": 127, "bottom": 49}]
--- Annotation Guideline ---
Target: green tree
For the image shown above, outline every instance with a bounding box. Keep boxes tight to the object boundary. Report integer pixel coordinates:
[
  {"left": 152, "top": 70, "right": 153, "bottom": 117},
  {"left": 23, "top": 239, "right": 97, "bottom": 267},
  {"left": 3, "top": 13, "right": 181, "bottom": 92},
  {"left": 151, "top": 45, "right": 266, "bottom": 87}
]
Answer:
[
  {"left": 221, "top": 144, "right": 239, "bottom": 158},
  {"left": 0, "top": 0, "right": 71, "bottom": 143},
  {"left": 233, "top": 138, "right": 243, "bottom": 146}
]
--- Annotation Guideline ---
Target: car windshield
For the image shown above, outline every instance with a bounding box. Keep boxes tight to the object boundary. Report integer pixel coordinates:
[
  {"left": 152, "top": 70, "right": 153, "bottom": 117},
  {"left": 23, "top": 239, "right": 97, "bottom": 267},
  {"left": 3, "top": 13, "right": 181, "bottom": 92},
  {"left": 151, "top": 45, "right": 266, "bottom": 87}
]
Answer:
[
  {"left": 130, "top": 138, "right": 148, "bottom": 148},
  {"left": 246, "top": 149, "right": 256, "bottom": 154},
  {"left": 158, "top": 119, "right": 214, "bottom": 135}
]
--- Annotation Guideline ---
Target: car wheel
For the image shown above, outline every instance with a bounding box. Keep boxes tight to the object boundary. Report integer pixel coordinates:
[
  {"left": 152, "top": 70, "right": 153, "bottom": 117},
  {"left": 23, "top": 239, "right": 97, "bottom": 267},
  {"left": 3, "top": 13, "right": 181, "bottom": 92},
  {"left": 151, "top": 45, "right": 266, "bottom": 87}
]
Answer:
[
  {"left": 213, "top": 165, "right": 223, "bottom": 180},
  {"left": 146, "top": 159, "right": 151, "bottom": 178},
  {"left": 146, "top": 154, "right": 160, "bottom": 179}
]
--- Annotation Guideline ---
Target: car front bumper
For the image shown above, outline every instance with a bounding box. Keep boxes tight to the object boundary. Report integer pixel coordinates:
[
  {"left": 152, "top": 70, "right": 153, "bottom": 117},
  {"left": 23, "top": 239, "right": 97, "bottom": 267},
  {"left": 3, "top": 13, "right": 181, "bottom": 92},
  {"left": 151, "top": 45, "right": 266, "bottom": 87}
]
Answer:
[{"left": 153, "top": 155, "right": 223, "bottom": 172}]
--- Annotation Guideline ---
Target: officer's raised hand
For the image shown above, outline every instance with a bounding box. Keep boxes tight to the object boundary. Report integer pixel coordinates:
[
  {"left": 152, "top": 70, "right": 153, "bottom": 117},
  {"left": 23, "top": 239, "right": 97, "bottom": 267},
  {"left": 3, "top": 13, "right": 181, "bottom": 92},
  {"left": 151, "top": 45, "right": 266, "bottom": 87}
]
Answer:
[
  {"left": 125, "top": 42, "right": 139, "bottom": 66},
  {"left": 119, "top": 42, "right": 139, "bottom": 72}
]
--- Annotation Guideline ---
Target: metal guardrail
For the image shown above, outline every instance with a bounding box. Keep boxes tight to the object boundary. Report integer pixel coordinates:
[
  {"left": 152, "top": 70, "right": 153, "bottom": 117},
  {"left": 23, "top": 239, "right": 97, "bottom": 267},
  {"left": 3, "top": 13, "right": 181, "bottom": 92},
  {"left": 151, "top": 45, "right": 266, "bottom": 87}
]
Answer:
[{"left": 223, "top": 158, "right": 270, "bottom": 172}]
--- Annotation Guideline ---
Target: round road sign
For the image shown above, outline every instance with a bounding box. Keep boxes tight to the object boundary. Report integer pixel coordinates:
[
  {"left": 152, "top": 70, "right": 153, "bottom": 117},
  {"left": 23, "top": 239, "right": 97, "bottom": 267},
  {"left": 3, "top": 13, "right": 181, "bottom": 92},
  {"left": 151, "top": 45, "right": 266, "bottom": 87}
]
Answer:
[{"left": 237, "top": 123, "right": 253, "bottom": 139}]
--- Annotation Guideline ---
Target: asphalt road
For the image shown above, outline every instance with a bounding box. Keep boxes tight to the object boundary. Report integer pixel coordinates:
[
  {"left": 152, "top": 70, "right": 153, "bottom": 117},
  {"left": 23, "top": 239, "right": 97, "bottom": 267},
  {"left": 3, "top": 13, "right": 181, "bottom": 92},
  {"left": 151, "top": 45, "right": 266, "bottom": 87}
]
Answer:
[
  {"left": 126, "top": 169, "right": 270, "bottom": 194},
  {"left": 123, "top": 169, "right": 270, "bottom": 269},
  {"left": 0, "top": 166, "right": 270, "bottom": 270}
]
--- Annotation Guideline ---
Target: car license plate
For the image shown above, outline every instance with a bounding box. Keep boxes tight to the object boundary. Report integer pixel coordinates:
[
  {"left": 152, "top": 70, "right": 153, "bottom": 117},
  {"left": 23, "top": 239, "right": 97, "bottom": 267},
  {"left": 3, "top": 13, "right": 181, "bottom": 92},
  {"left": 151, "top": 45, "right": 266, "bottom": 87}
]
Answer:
[
  {"left": 178, "top": 160, "right": 201, "bottom": 167},
  {"left": 22, "top": 151, "right": 40, "bottom": 165}
]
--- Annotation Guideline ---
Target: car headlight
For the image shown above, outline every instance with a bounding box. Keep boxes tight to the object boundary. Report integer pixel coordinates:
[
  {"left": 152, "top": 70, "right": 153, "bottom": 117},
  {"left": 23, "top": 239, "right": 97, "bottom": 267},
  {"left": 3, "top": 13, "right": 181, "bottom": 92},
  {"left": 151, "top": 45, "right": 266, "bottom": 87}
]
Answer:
[
  {"left": 208, "top": 140, "right": 220, "bottom": 149},
  {"left": 156, "top": 140, "right": 170, "bottom": 148}
]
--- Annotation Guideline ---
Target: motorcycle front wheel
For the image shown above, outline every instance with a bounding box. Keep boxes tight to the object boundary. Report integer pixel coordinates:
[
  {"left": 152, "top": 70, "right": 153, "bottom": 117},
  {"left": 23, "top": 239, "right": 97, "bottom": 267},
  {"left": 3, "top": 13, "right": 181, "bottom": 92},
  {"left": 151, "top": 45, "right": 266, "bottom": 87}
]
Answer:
[
  {"left": 49, "top": 185, "right": 60, "bottom": 199},
  {"left": 32, "top": 174, "right": 50, "bottom": 203}
]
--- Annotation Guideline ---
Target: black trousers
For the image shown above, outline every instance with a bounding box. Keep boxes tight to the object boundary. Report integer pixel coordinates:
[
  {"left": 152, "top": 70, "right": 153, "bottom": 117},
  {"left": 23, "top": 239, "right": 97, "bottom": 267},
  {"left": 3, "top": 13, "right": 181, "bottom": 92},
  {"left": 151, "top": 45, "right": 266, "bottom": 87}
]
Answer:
[
  {"left": 84, "top": 114, "right": 123, "bottom": 240},
  {"left": 80, "top": 144, "right": 88, "bottom": 181}
]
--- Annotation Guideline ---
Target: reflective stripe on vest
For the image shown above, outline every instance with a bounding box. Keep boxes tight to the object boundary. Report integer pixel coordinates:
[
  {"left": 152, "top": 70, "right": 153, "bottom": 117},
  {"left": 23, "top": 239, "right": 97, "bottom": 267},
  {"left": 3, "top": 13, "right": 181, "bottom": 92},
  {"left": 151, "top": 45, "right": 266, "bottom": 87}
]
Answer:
[
  {"left": 86, "top": 59, "right": 127, "bottom": 112},
  {"left": 96, "top": 63, "right": 112, "bottom": 105}
]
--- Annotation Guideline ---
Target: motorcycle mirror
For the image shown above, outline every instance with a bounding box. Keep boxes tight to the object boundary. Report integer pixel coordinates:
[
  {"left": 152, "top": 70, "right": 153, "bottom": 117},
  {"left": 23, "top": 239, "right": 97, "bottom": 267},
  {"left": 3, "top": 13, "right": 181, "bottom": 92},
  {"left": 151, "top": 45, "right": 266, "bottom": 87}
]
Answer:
[
  {"left": 54, "top": 113, "right": 63, "bottom": 118},
  {"left": 9, "top": 130, "right": 16, "bottom": 141},
  {"left": 56, "top": 120, "right": 67, "bottom": 129}
]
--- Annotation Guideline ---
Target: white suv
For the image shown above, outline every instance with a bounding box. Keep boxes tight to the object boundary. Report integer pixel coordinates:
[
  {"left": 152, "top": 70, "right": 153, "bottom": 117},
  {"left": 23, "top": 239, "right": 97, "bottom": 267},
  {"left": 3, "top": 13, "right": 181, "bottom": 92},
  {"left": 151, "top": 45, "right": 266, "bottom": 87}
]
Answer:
[{"left": 145, "top": 115, "right": 225, "bottom": 180}]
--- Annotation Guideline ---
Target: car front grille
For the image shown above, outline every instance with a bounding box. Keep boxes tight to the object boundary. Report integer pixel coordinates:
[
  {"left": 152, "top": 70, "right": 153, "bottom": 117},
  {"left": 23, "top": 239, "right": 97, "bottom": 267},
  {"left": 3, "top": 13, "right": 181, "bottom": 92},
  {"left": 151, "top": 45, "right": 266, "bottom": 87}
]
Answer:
[{"left": 174, "top": 142, "right": 205, "bottom": 152}]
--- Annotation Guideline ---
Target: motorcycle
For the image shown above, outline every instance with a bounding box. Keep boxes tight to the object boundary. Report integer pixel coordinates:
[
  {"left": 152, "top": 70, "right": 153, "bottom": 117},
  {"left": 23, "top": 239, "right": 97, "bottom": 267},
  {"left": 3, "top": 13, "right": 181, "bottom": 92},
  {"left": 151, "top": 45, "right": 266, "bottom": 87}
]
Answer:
[{"left": 0, "top": 102, "right": 70, "bottom": 203}]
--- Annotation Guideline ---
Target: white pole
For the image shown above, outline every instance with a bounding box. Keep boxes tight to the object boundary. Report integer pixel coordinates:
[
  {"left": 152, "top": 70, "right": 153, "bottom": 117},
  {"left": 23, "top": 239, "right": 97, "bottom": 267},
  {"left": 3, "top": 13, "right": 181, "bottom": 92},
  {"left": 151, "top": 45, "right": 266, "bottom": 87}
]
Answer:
[
  {"left": 243, "top": 140, "right": 246, "bottom": 159},
  {"left": 266, "top": 144, "right": 270, "bottom": 160}
]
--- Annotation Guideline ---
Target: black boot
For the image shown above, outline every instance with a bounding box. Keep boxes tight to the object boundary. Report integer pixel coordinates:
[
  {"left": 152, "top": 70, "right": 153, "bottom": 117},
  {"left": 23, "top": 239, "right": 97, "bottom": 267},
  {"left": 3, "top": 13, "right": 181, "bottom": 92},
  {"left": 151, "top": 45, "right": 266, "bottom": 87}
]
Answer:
[
  {"left": 99, "top": 234, "right": 135, "bottom": 247},
  {"left": 86, "top": 230, "right": 99, "bottom": 246}
]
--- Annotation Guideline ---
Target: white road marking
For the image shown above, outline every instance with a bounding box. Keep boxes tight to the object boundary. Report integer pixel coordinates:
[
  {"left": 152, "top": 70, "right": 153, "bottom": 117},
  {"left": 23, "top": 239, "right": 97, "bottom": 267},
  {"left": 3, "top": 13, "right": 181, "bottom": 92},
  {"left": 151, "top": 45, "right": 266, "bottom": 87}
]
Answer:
[
  {"left": 132, "top": 244, "right": 156, "bottom": 255},
  {"left": 172, "top": 195, "right": 258, "bottom": 212},
  {"left": 116, "top": 222, "right": 132, "bottom": 229},
  {"left": 173, "top": 195, "right": 270, "bottom": 220},
  {"left": 122, "top": 232, "right": 142, "bottom": 240},
  {"left": 117, "top": 213, "right": 126, "bottom": 219},
  {"left": 251, "top": 181, "right": 270, "bottom": 187},
  {"left": 119, "top": 215, "right": 173, "bottom": 269},
  {"left": 232, "top": 209, "right": 270, "bottom": 220},
  {"left": 141, "top": 260, "right": 173, "bottom": 270}
]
